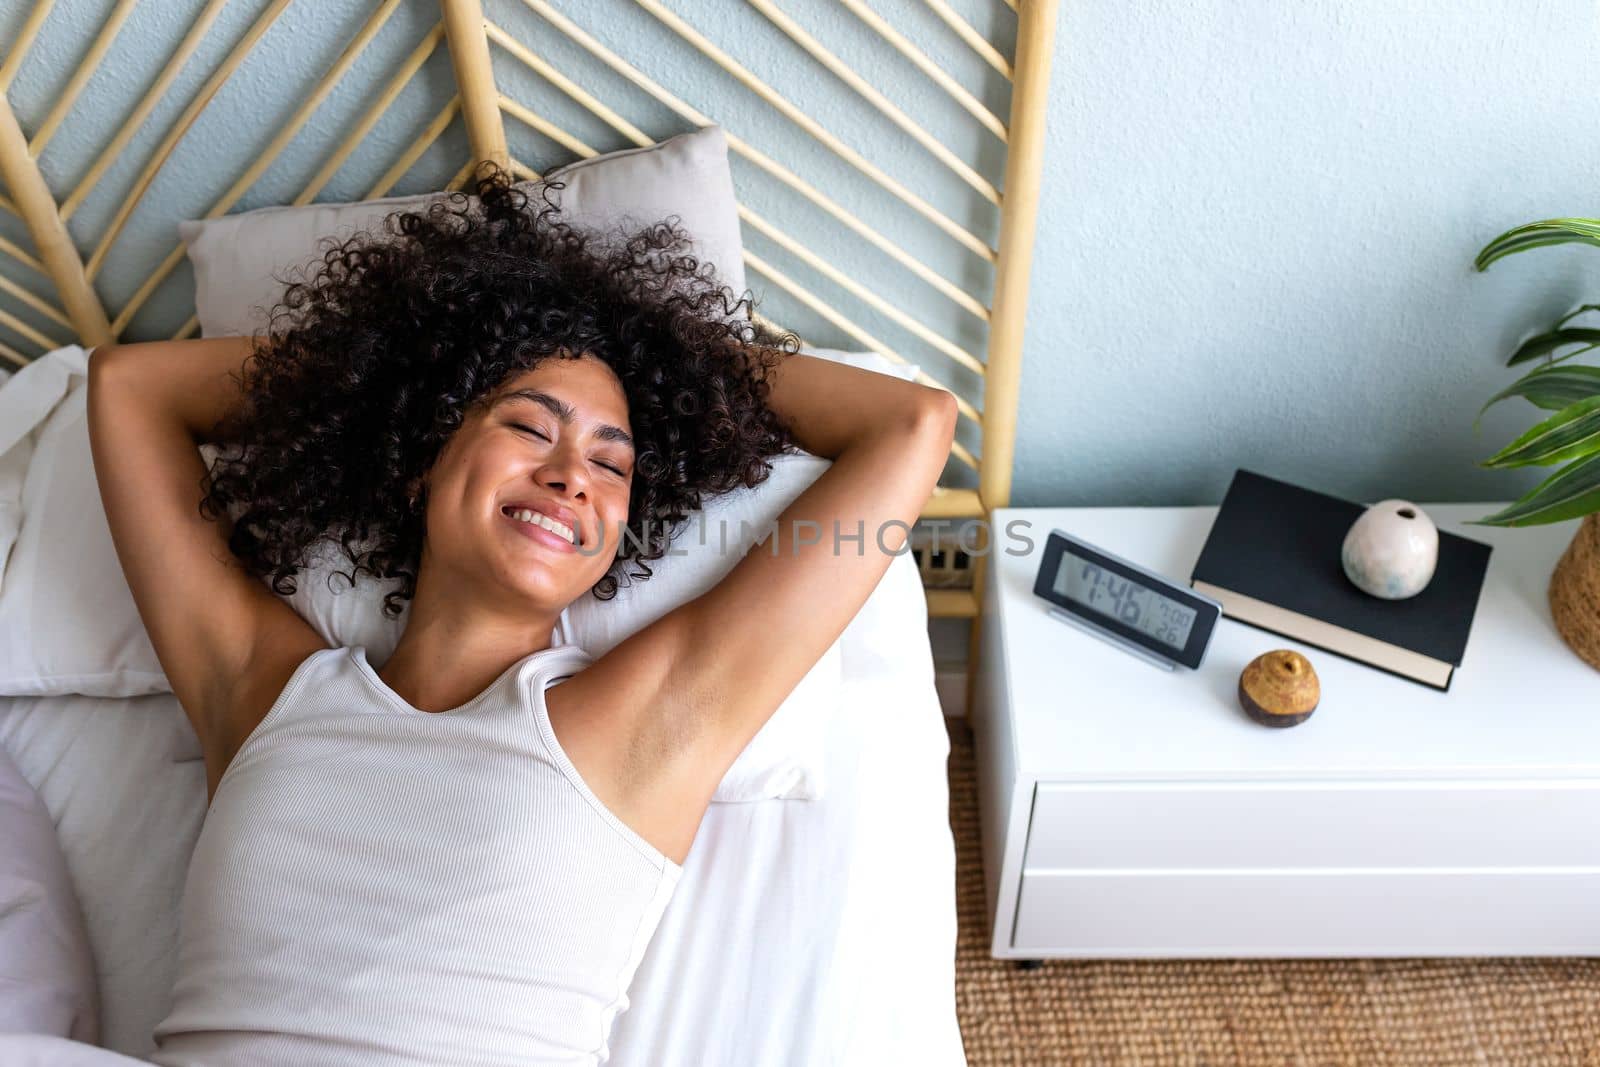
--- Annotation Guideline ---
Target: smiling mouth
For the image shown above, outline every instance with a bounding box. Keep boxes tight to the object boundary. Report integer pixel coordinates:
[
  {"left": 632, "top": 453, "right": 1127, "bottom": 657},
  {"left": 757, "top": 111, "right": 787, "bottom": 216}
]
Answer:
[{"left": 501, "top": 506, "right": 579, "bottom": 547}]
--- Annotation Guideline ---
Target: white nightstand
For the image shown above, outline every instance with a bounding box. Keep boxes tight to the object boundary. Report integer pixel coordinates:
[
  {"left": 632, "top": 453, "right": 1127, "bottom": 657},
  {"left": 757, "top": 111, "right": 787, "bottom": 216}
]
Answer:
[{"left": 971, "top": 504, "right": 1600, "bottom": 962}]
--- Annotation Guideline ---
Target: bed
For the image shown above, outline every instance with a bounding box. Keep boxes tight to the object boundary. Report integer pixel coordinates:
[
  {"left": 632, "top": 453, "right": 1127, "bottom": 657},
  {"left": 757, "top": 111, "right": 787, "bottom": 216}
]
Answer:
[
  {"left": 0, "top": 1, "right": 1057, "bottom": 1063},
  {"left": 0, "top": 571, "right": 963, "bottom": 1064}
]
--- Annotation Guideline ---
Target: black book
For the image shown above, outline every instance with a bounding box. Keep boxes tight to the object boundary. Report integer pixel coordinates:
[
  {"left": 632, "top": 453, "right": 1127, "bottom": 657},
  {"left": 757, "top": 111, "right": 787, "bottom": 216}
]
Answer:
[{"left": 1189, "top": 469, "right": 1493, "bottom": 691}]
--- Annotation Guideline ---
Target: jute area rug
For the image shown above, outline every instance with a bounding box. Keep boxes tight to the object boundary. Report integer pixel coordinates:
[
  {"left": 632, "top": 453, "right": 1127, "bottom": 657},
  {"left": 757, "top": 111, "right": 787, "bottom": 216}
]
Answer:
[{"left": 943, "top": 716, "right": 1600, "bottom": 1066}]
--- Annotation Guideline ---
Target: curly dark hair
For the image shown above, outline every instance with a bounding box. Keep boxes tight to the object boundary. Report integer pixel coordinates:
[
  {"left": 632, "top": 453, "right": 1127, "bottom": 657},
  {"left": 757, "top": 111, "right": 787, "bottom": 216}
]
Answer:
[{"left": 198, "top": 161, "right": 797, "bottom": 620}]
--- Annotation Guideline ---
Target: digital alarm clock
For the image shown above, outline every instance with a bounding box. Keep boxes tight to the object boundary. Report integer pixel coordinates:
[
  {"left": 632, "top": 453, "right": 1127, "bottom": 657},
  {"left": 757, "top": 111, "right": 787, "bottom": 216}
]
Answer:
[{"left": 1032, "top": 529, "right": 1223, "bottom": 671}]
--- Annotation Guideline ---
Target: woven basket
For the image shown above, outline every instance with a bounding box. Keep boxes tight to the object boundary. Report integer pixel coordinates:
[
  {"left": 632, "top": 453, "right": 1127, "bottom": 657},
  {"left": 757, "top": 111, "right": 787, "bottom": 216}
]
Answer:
[{"left": 1549, "top": 512, "right": 1600, "bottom": 672}]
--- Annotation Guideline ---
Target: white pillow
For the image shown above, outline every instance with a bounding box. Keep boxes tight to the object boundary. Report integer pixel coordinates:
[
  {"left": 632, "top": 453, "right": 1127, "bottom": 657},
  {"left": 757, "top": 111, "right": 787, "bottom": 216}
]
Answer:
[
  {"left": 0, "top": 348, "right": 169, "bottom": 697},
  {"left": 177, "top": 126, "right": 747, "bottom": 339},
  {"left": 541, "top": 126, "right": 746, "bottom": 300},
  {"left": 0, "top": 351, "right": 82, "bottom": 590}
]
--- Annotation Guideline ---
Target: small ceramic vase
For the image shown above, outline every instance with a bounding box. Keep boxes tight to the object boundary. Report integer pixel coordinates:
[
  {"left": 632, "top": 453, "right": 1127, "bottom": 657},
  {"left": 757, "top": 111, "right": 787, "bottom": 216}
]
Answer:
[{"left": 1341, "top": 499, "right": 1438, "bottom": 600}]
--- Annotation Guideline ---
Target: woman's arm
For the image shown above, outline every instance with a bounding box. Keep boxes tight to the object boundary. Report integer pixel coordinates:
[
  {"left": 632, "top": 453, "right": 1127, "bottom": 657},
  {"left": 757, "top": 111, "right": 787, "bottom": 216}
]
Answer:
[
  {"left": 90, "top": 334, "right": 259, "bottom": 444},
  {"left": 727, "top": 345, "right": 959, "bottom": 591},
  {"left": 756, "top": 351, "right": 947, "bottom": 463},
  {"left": 87, "top": 337, "right": 325, "bottom": 797},
  {"left": 566, "top": 351, "right": 957, "bottom": 807}
]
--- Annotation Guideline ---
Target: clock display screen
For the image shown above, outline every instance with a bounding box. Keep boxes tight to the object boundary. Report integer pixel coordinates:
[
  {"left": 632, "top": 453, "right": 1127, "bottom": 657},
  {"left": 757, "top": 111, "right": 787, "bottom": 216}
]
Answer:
[{"left": 1052, "top": 551, "right": 1198, "bottom": 650}]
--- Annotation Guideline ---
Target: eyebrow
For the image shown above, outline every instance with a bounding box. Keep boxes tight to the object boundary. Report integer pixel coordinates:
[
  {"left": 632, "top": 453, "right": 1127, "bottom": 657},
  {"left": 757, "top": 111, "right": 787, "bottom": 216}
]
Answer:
[{"left": 493, "top": 388, "right": 634, "bottom": 450}]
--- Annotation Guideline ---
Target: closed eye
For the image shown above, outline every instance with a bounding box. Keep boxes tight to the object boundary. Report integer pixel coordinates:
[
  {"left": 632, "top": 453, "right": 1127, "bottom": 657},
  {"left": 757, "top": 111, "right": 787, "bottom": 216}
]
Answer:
[{"left": 514, "top": 423, "right": 626, "bottom": 477}]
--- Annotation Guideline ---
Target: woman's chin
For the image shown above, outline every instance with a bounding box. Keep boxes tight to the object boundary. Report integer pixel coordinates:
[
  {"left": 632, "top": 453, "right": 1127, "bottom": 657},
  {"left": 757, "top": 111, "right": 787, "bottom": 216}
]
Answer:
[
  {"left": 493, "top": 560, "right": 589, "bottom": 607},
  {"left": 488, "top": 532, "right": 600, "bottom": 603}
]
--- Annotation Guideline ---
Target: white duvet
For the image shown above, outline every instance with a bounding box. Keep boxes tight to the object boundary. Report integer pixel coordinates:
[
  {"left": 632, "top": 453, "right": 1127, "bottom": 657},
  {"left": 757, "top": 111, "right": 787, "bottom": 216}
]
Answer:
[{"left": 0, "top": 647, "right": 963, "bottom": 1065}]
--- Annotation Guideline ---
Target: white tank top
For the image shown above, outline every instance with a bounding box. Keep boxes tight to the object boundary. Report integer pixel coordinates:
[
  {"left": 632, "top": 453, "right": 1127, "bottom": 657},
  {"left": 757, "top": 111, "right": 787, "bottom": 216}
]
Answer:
[{"left": 150, "top": 642, "right": 683, "bottom": 1067}]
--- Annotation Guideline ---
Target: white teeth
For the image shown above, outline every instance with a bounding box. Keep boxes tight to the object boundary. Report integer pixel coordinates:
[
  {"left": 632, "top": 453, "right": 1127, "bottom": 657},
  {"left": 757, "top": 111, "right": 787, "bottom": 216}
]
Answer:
[{"left": 508, "top": 508, "right": 575, "bottom": 544}]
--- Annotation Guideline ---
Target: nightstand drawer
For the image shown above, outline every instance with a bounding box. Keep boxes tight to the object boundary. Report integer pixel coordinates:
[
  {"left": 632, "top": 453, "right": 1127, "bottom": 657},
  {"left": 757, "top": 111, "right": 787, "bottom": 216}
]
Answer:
[
  {"left": 1024, "top": 781, "right": 1600, "bottom": 870},
  {"left": 1010, "top": 869, "right": 1600, "bottom": 955}
]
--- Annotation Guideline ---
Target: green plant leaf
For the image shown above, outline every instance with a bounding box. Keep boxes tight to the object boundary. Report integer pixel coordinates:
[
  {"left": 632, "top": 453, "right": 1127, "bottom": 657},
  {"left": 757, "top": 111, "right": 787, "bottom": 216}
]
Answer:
[
  {"left": 1476, "top": 362, "right": 1600, "bottom": 429},
  {"left": 1505, "top": 327, "right": 1600, "bottom": 366},
  {"left": 1480, "top": 395, "right": 1600, "bottom": 468},
  {"left": 1556, "top": 303, "right": 1600, "bottom": 329},
  {"left": 1469, "top": 451, "right": 1600, "bottom": 526},
  {"left": 1476, "top": 218, "right": 1600, "bottom": 271}
]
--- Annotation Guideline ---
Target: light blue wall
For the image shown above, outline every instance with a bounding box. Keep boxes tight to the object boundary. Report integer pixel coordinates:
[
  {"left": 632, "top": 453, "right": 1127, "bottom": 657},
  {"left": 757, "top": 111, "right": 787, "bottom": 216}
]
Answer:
[
  {"left": 1017, "top": 0, "right": 1600, "bottom": 509},
  {"left": 5, "top": 0, "right": 1599, "bottom": 513}
]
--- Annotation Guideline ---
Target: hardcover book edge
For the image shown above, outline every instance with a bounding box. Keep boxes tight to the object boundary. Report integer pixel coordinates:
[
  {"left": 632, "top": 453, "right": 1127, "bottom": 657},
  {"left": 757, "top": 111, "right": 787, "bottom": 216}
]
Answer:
[{"left": 1193, "top": 580, "right": 1455, "bottom": 691}]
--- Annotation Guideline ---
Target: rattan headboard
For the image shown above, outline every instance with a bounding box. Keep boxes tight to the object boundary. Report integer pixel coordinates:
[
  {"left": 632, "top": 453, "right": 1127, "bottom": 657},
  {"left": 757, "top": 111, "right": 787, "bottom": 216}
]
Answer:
[{"left": 0, "top": 0, "right": 1058, "bottom": 623}]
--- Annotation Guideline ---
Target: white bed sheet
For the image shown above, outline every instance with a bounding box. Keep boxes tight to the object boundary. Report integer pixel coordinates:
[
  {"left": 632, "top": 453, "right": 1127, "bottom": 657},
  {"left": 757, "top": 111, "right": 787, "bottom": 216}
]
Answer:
[
  {"left": 611, "top": 658, "right": 963, "bottom": 1066},
  {"left": 0, "top": 693, "right": 204, "bottom": 1057},
  {"left": 0, "top": 653, "right": 964, "bottom": 1066}
]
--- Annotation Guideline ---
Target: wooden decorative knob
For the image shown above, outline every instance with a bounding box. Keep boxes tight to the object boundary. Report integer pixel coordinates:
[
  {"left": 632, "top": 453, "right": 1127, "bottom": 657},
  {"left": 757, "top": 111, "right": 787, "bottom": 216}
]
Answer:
[{"left": 1238, "top": 650, "right": 1320, "bottom": 727}]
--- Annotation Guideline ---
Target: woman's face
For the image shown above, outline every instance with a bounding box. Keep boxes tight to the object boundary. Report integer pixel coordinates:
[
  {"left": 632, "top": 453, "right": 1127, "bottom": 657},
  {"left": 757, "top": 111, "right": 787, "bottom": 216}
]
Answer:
[{"left": 418, "top": 353, "right": 635, "bottom": 614}]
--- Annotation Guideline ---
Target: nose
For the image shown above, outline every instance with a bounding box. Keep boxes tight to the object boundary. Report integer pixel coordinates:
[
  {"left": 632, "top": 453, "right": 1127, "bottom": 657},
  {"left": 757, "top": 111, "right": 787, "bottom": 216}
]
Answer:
[{"left": 534, "top": 449, "right": 588, "bottom": 502}]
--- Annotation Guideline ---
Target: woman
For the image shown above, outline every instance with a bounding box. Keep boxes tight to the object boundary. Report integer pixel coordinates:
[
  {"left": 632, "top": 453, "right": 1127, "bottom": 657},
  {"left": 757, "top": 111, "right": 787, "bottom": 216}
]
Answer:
[{"left": 72, "top": 166, "right": 955, "bottom": 1066}]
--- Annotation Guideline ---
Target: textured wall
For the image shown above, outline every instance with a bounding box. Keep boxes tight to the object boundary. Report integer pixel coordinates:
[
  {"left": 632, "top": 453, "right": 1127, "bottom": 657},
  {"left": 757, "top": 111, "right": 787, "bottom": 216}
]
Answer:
[{"left": 5, "top": 0, "right": 1599, "bottom": 515}]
